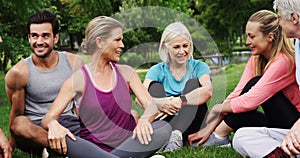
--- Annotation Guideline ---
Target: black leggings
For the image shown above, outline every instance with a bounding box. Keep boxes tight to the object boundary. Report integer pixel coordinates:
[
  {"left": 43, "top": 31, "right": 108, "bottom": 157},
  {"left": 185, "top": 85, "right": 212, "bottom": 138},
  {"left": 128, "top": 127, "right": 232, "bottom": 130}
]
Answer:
[
  {"left": 224, "top": 76, "right": 300, "bottom": 130},
  {"left": 148, "top": 79, "right": 208, "bottom": 142},
  {"left": 66, "top": 120, "right": 171, "bottom": 158}
]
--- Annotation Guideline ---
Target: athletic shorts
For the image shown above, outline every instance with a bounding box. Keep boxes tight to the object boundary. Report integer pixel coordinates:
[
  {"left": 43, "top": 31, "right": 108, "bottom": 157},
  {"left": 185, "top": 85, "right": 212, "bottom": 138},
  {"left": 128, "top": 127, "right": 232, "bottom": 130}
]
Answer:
[{"left": 32, "top": 115, "right": 80, "bottom": 136}]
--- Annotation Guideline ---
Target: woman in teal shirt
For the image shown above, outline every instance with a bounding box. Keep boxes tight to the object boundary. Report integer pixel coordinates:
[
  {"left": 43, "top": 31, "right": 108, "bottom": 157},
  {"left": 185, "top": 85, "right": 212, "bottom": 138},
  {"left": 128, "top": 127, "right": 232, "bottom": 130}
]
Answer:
[{"left": 142, "top": 22, "right": 212, "bottom": 152}]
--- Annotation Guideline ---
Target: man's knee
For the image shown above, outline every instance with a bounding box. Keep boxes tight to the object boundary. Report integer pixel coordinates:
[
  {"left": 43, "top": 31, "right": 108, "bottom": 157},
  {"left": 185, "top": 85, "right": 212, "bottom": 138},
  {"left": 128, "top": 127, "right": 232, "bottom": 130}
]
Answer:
[
  {"left": 10, "top": 116, "right": 29, "bottom": 135},
  {"left": 10, "top": 116, "right": 43, "bottom": 138},
  {"left": 232, "top": 128, "right": 248, "bottom": 150}
]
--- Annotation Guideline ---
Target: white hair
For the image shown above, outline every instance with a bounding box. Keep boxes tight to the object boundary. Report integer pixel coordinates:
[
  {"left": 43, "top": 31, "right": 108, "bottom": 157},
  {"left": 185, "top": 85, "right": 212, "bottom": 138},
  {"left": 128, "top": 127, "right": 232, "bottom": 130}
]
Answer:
[
  {"left": 158, "top": 22, "right": 193, "bottom": 62},
  {"left": 273, "top": 0, "right": 300, "bottom": 24}
]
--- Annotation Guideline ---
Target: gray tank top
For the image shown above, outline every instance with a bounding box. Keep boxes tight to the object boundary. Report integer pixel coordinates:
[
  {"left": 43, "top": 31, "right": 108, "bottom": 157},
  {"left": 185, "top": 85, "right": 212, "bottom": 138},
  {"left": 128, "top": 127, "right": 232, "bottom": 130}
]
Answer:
[{"left": 24, "top": 51, "right": 76, "bottom": 121}]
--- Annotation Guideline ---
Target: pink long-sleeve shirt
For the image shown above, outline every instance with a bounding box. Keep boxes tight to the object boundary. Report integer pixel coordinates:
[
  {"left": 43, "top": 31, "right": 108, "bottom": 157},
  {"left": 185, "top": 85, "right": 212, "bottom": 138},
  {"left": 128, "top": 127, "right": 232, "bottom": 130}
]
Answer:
[{"left": 224, "top": 53, "right": 300, "bottom": 113}]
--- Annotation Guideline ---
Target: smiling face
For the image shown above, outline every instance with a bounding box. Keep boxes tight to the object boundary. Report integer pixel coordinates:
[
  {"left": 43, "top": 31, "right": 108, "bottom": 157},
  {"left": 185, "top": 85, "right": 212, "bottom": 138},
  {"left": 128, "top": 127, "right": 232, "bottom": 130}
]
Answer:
[
  {"left": 245, "top": 21, "right": 273, "bottom": 58},
  {"left": 101, "top": 27, "right": 124, "bottom": 62},
  {"left": 28, "top": 23, "right": 58, "bottom": 58},
  {"left": 167, "top": 35, "right": 191, "bottom": 65}
]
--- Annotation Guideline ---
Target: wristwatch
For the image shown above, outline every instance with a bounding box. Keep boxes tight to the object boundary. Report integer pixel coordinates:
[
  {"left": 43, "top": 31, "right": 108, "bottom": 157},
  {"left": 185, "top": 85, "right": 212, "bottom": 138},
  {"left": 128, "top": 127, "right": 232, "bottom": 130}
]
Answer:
[{"left": 180, "top": 95, "right": 188, "bottom": 106}]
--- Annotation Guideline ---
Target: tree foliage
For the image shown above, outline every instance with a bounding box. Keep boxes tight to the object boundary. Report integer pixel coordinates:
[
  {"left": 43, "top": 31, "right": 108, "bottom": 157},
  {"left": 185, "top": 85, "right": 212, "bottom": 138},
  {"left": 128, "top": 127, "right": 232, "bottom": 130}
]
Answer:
[
  {"left": 193, "top": 0, "right": 273, "bottom": 54},
  {"left": 0, "top": 0, "right": 49, "bottom": 71},
  {"left": 0, "top": 0, "right": 276, "bottom": 70}
]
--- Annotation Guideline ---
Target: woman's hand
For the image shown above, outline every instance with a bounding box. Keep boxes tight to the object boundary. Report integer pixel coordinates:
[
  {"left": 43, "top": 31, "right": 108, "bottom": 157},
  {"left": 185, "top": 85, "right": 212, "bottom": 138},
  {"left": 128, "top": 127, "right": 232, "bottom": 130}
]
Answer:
[
  {"left": 47, "top": 120, "right": 76, "bottom": 155},
  {"left": 155, "top": 112, "right": 168, "bottom": 120},
  {"left": 132, "top": 117, "right": 153, "bottom": 145},
  {"left": 155, "top": 96, "right": 181, "bottom": 117},
  {"left": 188, "top": 103, "right": 228, "bottom": 146},
  {"left": 188, "top": 125, "right": 214, "bottom": 146}
]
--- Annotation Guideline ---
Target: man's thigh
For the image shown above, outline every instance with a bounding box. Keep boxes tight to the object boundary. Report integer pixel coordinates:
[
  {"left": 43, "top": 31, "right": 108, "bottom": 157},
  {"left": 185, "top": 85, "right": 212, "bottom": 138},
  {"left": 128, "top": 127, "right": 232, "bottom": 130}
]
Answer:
[
  {"left": 265, "top": 128, "right": 289, "bottom": 142},
  {"left": 13, "top": 115, "right": 79, "bottom": 155},
  {"left": 57, "top": 115, "right": 80, "bottom": 136},
  {"left": 33, "top": 115, "right": 80, "bottom": 135},
  {"left": 13, "top": 117, "right": 46, "bottom": 154}
]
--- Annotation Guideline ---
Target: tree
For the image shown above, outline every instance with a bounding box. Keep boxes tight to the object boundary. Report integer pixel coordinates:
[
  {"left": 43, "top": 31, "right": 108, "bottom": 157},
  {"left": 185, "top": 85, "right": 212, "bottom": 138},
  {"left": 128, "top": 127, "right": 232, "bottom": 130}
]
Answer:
[
  {"left": 0, "top": 0, "right": 277, "bottom": 70},
  {"left": 59, "top": 0, "right": 122, "bottom": 50},
  {"left": 0, "top": 0, "right": 50, "bottom": 71},
  {"left": 193, "top": 0, "right": 273, "bottom": 54},
  {"left": 117, "top": 0, "right": 207, "bottom": 67}
]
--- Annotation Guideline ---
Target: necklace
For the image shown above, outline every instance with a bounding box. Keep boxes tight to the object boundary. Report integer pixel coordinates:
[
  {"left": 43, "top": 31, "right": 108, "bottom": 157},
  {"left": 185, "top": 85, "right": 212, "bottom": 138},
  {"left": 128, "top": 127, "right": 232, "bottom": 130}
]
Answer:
[{"left": 170, "top": 65, "right": 186, "bottom": 80}]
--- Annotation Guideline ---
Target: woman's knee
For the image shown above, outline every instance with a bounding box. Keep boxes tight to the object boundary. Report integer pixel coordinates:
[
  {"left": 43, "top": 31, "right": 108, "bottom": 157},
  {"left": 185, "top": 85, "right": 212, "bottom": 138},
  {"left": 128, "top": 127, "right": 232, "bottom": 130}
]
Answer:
[
  {"left": 153, "top": 128, "right": 171, "bottom": 146},
  {"left": 240, "top": 76, "right": 261, "bottom": 94},
  {"left": 183, "top": 78, "right": 200, "bottom": 93},
  {"left": 148, "top": 81, "right": 165, "bottom": 97},
  {"left": 152, "top": 121, "right": 172, "bottom": 138}
]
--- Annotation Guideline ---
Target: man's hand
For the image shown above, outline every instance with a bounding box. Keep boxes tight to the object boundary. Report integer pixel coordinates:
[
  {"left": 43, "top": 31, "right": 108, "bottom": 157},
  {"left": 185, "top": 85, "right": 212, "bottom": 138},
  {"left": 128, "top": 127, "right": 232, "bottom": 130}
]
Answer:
[
  {"left": 0, "top": 129, "right": 12, "bottom": 158},
  {"left": 281, "top": 119, "right": 300, "bottom": 156}
]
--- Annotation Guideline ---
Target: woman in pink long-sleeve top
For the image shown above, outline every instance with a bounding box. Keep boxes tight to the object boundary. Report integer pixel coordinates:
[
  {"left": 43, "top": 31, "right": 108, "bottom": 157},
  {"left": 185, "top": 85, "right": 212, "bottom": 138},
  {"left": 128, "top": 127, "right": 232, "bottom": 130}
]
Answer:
[{"left": 188, "top": 10, "right": 300, "bottom": 148}]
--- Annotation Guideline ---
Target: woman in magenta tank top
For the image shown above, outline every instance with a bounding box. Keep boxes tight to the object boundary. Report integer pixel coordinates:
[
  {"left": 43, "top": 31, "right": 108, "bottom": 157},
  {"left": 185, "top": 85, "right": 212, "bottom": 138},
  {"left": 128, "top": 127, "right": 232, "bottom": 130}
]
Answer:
[{"left": 41, "top": 16, "right": 173, "bottom": 157}]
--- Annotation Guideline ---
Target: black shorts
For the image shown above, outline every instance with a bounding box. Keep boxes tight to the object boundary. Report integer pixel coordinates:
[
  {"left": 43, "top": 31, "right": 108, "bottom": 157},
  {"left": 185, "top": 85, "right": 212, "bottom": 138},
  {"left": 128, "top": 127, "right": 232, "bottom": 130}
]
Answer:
[{"left": 33, "top": 115, "right": 80, "bottom": 136}]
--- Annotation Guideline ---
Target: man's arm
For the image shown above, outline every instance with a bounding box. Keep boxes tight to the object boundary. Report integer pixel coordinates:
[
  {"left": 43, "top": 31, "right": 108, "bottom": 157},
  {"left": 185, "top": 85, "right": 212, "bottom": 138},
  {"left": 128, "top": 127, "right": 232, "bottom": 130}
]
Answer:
[
  {"left": 66, "top": 53, "right": 84, "bottom": 72},
  {"left": 5, "top": 61, "right": 27, "bottom": 149}
]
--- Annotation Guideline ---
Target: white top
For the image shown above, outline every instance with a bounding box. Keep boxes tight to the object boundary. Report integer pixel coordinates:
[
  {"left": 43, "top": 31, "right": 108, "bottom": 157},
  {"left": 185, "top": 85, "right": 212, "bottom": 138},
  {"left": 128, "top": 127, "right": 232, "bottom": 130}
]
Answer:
[{"left": 295, "top": 39, "right": 300, "bottom": 89}]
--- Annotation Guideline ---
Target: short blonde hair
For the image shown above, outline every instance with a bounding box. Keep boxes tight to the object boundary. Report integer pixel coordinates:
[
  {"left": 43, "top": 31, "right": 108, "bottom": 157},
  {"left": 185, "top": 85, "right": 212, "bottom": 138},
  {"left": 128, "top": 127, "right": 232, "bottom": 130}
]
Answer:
[{"left": 158, "top": 22, "right": 193, "bottom": 62}]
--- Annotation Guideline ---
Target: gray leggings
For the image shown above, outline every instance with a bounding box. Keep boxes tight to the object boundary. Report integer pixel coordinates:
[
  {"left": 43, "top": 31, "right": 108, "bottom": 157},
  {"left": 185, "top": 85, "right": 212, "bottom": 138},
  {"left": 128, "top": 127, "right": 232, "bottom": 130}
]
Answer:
[
  {"left": 66, "top": 120, "right": 171, "bottom": 158},
  {"left": 148, "top": 79, "right": 208, "bottom": 142}
]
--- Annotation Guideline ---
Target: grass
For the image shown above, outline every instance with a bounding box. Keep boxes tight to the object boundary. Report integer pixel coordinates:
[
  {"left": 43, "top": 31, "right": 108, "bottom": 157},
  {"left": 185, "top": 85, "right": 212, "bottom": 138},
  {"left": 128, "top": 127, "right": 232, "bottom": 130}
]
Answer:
[{"left": 0, "top": 63, "right": 246, "bottom": 158}]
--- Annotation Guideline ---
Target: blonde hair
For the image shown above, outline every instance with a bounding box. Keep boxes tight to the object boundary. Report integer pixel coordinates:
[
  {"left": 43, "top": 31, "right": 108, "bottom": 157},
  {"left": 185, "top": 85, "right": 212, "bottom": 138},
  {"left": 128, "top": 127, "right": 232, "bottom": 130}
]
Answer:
[
  {"left": 81, "top": 16, "right": 122, "bottom": 55},
  {"left": 248, "top": 10, "right": 294, "bottom": 76},
  {"left": 158, "top": 22, "right": 193, "bottom": 62}
]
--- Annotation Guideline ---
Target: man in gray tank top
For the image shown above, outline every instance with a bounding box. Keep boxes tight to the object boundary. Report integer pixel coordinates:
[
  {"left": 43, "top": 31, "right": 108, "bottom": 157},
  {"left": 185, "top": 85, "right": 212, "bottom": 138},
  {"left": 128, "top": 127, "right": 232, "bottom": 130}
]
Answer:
[{"left": 5, "top": 10, "right": 84, "bottom": 157}]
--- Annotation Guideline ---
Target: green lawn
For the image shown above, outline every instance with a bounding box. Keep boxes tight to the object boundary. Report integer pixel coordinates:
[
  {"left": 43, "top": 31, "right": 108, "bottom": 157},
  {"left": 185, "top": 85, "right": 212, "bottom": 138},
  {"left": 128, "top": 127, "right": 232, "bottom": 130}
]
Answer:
[{"left": 0, "top": 63, "right": 246, "bottom": 158}]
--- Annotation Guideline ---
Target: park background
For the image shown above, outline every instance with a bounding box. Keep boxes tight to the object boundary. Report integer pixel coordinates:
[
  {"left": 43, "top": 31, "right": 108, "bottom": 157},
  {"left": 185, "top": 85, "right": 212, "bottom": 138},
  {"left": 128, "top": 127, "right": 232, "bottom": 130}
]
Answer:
[{"left": 0, "top": 0, "right": 274, "bottom": 157}]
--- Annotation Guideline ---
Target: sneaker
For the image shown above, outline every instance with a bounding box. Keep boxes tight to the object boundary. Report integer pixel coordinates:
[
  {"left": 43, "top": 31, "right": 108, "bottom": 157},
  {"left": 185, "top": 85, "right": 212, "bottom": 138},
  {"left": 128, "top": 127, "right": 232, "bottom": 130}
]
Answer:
[
  {"left": 201, "top": 132, "right": 231, "bottom": 147},
  {"left": 150, "top": 154, "right": 166, "bottom": 158},
  {"left": 42, "top": 148, "right": 49, "bottom": 158},
  {"left": 163, "top": 130, "right": 183, "bottom": 152},
  {"left": 46, "top": 148, "right": 69, "bottom": 158}
]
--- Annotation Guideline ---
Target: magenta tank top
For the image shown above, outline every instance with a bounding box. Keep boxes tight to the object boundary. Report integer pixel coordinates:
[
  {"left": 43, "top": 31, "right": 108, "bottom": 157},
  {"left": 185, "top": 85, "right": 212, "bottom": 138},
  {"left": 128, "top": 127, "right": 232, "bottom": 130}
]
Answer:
[{"left": 78, "top": 63, "right": 136, "bottom": 152}]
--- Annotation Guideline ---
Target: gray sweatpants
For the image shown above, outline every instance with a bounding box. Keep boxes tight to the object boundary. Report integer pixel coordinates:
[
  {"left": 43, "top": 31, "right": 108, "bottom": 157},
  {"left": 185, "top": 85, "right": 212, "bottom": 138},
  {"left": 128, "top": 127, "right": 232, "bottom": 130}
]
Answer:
[
  {"left": 66, "top": 120, "right": 171, "bottom": 158},
  {"left": 233, "top": 127, "right": 300, "bottom": 158}
]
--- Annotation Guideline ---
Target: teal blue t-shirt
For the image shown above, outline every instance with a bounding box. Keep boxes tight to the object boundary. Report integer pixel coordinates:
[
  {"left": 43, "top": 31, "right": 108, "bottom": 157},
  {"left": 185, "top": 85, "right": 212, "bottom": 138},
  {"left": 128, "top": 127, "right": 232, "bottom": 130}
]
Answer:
[{"left": 145, "top": 59, "right": 210, "bottom": 96}]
